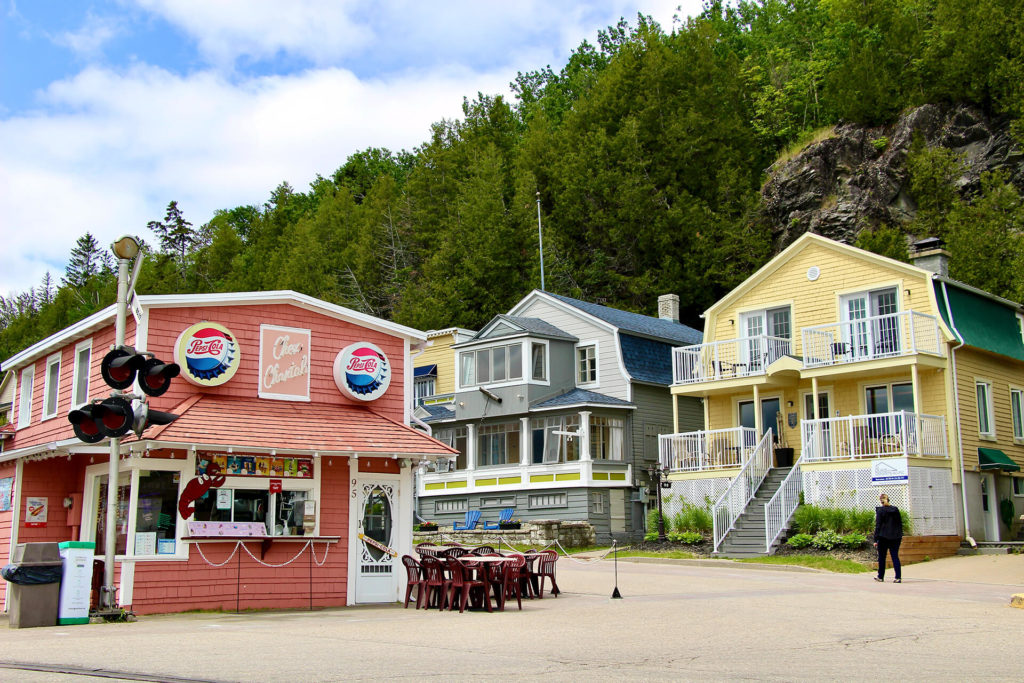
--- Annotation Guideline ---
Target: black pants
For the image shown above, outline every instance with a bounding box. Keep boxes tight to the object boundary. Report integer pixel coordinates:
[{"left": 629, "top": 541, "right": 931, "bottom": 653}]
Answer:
[{"left": 876, "top": 537, "right": 902, "bottom": 580}]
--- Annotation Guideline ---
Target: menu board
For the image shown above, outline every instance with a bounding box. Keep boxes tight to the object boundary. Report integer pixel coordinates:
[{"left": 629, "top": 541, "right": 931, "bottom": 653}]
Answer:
[
  {"left": 188, "top": 521, "right": 267, "bottom": 537},
  {"left": 197, "top": 452, "right": 313, "bottom": 479}
]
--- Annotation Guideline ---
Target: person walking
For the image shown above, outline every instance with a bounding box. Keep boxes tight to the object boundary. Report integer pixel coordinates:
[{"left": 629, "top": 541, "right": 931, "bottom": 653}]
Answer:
[{"left": 873, "top": 493, "right": 903, "bottom": 583}]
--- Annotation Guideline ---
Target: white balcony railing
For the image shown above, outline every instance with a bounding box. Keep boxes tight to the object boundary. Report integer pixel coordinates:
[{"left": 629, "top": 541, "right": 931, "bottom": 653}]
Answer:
[
  {"left": 659, "top": 427, "right": 758, "bottom": 472},
  {"left": 802, "top": 311, "right": 943, "bottom": 369},
  {"left": 712, "top": 429, "right": 773, "bottom": 553},
  {"left": 673, "top": 336, "right": 792, "bottom": 385},
  {"left": 800, "top": 411, "right": 948, "bottom": 462}
]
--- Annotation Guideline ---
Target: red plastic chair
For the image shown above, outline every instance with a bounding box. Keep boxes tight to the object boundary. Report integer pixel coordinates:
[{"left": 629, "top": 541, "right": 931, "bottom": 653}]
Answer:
[
  {"left": 401, "top": 555, "right": 425, "bottom": 609},
  {"left": 536, "top": 550, "right": 560, "bottom": 598},
  {"left": 419, "top": 557, "right": 448, "bottom": 610},
  {"left": 496, "top": 554, "right": 526, "bottom": 611},
  {"left": 446, "top": 558, "right": 491, "bottom": 613}
]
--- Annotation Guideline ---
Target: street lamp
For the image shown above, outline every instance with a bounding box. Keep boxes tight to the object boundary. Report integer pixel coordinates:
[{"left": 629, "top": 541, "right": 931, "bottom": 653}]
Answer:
[{"left": 646, "top": 462, "right": 668, "bottom": 542}]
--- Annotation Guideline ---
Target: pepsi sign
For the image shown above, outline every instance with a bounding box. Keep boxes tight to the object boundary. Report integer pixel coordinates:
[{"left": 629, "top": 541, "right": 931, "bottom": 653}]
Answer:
[
  {"left": 333, "top": 342, "right": 391, "bottom": 401},
  {"left": 174, "top": 322, "right": 241, "bottom": 387}
]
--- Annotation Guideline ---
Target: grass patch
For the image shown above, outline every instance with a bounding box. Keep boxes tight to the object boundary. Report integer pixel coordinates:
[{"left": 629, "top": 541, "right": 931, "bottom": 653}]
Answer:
[
  {"left": 772, "top": 125, "right": 837, "bottom": 168},
  {"left": 614, "top": 549, "right": 698, "bottom": 560},
  {"left": 494, "top": 542, "right": 611, "bottom": 554},
  {"left": 737, "top": 555, "right": 871, "bottom": 573}
]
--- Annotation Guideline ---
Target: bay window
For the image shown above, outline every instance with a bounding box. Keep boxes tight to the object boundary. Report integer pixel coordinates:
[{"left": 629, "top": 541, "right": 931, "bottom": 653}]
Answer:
[
  {"left": 459, "top": 343, "right": 523, "bottom": 387},
  {"left": 531, "top": 415, "right": 579, "bottom": 463},
  {"left": 478, "top": 423, "right": 520, "bottom": 466},
  {"left": 590, "top": 416, "right": 623, "bottom": 460}
]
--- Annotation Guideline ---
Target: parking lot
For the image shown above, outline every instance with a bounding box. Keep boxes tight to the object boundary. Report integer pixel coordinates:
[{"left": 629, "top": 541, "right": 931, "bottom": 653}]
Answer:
[{"left": 2, "top": 555, "right": 1022, "bottom": 681}]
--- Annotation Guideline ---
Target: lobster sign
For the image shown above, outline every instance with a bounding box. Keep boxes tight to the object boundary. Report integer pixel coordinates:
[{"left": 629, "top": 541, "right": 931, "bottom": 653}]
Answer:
[{"left": 178, "top": 462, "right": 226, "bottom": 519}]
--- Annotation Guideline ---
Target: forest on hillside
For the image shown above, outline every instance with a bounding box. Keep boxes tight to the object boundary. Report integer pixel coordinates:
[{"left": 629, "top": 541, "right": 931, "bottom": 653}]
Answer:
[{"left": 3, "top": 0, "right": 1024, "bottom": 363}]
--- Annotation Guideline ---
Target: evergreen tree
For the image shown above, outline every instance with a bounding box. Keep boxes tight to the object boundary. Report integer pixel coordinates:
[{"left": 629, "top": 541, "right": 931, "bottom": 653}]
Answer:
[
  {"left": 147, "top": 201, "right": 196, "bottom": 280},
  {"left": 63, "top": 233, "right": 103, "bottom": 289}
]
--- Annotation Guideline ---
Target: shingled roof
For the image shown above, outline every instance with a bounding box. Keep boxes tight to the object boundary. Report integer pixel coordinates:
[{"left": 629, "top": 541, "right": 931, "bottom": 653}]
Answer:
[{"left": 545, "top": 292, "right": 701, "bottom": 345}]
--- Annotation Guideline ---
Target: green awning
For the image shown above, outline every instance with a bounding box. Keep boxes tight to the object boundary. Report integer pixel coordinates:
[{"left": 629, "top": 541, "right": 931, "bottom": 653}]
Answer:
[{"left": 978, "top": 447, "right": 1021, "bottom": 472}]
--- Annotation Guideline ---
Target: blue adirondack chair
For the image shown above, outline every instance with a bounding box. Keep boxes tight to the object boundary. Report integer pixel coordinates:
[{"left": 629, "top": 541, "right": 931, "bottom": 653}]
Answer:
[
  {"left": 483, "top": 507, "right": 515, "bottom": 530},
  {"left": 453, "top": 510, "right": 481, "bottom": 530}
]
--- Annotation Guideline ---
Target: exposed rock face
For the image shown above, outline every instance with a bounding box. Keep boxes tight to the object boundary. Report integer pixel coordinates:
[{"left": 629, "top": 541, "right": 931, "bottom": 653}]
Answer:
[{"left": 761, "top": 103, "right": 1024, "bottom": 250}]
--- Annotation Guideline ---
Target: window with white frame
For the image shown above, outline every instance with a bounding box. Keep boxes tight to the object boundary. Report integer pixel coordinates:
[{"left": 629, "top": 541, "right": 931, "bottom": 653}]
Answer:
[
  {"left": 577, "top": 344, "right": 597, "bottom": 385},
  {"left": 459, "top": 343, "right": 523, "bottom": 388},
  {"left": 43, "top": 353, "right": 61, "bottom": 419},
  {"left": 73, "top": 340, "right": 92, "bottom": 407},
  {"left": 1012, "top": 389, "right": 1024, "bottom": 441},
  {"left": 18, "top": 365, "right": 34, "bottom": 428},
  {"left": 414, "top": 376, "right": 435, "bottom": 402},
  {"left": 531, "top": 415, "right": 580, "bottom": 464},
  {"left": 977, "top": 381, "right": 995, "bottom": 437},
  {"left": 590, "top": 416, "right": 624, "bottom": 460},
  {"left": 590, "top": 491, "right": 605, "bottom": 514},
  {"left": 531, "top": 342, "right": 547, "bottom": 381},
  {"left": 478, "top": 422, "right": 520, "bottom": 466},
  {"left": 435, "top": 427, "right": 467, "bottom": 470},
  {"left": 435, "top": 499, "right": 468, "bottom": 513},
  {"left": 529, "top": 492, "right": 567, "bottom": 508}
]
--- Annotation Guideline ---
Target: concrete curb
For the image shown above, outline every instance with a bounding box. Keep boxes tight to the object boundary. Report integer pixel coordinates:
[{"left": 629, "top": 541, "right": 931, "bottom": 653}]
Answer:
[{"left": 594, "top": 555, "right": 824, "bottom": 573}]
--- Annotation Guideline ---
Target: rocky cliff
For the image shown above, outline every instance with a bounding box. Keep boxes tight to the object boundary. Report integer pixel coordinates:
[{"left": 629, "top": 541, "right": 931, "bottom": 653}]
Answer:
[{"left": 761, "top": 103, "right": 1024, "bottom": 250}]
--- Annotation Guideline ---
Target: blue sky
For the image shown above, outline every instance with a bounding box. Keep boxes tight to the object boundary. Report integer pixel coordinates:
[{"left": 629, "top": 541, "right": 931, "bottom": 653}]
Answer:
[{"left": 0, "top": 0, "right": 704, "bottom": 296}]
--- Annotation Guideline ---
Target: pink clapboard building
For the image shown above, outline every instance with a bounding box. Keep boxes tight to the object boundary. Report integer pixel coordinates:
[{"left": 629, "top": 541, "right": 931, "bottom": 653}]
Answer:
[{"left": 0, "top": 291, "right": 454, "bottom": 614}]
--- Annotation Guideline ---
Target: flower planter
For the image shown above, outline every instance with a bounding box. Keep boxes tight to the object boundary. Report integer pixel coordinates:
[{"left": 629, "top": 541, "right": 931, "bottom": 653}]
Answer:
[
  {"left": 417, "top": 524, "right": 438, "bottom": 532},
  {"left": 498, "top": 523, "right": 522, "bottom": 530}
]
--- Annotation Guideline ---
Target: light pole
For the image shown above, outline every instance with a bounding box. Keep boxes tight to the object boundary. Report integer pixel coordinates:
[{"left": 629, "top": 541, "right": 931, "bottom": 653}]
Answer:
[
  {"left": 101, "top": 235, "right": 140, "bottom": 611},
  {"left": 647, "top": 463, "right": 668, "bottom": 542}
]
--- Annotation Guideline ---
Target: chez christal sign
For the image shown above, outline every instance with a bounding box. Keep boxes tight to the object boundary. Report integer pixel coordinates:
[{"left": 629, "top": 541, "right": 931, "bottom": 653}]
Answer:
[{"left": 259, "top": 325, "right": 311, "bottom": 401}]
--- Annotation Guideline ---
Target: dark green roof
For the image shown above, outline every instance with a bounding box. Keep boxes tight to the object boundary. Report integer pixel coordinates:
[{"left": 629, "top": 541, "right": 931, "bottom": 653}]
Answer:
[
  {"left": 934, "top": 281, "right": 1024, "bottom": 361},
  {"left": 978, "top": 447, "right": 1021, "bottom": 472}
]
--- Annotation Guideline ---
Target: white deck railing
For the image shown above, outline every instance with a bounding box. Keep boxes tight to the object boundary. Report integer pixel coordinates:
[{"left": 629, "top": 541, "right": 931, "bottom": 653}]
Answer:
[
  {"left": 712, "top": 429, "right": 773, "bottom": 553},
  {"left": 800, "top": 411, "right": 948, "bottom": 462},
  {"left": 659, "top": 427, "right": 758, "bottom": 472},
  {"left": 802, "top": 311, "right": 942, "bottom": 369},
  {"left": 764, "top": 454, "right": 803, "bottom": 553},
  {"left": 673, "top": 336, "right": 791, "bottom": 385}
]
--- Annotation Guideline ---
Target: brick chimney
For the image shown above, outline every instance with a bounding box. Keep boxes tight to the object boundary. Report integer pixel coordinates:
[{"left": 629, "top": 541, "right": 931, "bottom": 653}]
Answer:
[
  {"left": 910, "top": 237, "right": 950, "bottom": 277},
  {"left": 658, "top": 294, "right": 680, "bottom": 322}
]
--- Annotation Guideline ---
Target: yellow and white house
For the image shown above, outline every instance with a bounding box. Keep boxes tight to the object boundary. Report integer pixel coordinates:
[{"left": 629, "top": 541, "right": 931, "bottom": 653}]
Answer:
[
  {"left": 661, "top": 233, "right": 1024, "bottom": 555},
  {"left": 412, "top": 327, "right": 476, "bottom": 406}
]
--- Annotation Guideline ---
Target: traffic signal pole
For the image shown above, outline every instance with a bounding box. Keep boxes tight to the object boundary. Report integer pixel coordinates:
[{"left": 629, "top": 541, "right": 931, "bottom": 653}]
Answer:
[{"left": 101, "top": 253, "right": 131, "bottom": 611}]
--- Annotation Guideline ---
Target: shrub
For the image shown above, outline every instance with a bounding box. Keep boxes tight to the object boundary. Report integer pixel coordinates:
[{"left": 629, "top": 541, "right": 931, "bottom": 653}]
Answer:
[
  {"left": 786, "top": 533, "right": 814, "bottom": 549},
  {"left": 673, "top": 502, "right": 713, "bottom": 533},
  {"left": 646, "top": 509, "right": 664, "bottom": 535},
  {"left": 668, "top": 531, "right": 704, "bottom": 545},
  {"left": 900, "top": 509, "right": 913, "bottom": 534},
  {"left": 792, "top": 505, "right": 826, "bottom": 534},
  {"left": 840, "top": 533, "right": 867, "bottom": 549},
  {"left": 848, "top": 509, "right": 875, "bottom": 535},
  {"left": 644, "top": 531, "right": 659, "bottom": 542},
  {"left": 823, "top": 507, "right": 849, "bottom": 533},
  {"left": 811, "top": 530, "right": 842, "bottom": 550},
  {"left": 871, "top": 136, "right": 889, "bottom": 151}
]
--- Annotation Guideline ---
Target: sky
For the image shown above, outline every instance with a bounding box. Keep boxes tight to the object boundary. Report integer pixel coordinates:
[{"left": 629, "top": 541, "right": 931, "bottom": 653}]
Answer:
[{"left": 0, "top": 0, "right": 706, "bottom": 298}]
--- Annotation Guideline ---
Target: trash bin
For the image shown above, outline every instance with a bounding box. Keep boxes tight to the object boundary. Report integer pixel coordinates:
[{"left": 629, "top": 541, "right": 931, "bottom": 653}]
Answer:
[
  {"left": 2, "top": 542, "right": 63, "bottom": 628},
  {"left": 58, "top": 541, "right": 95, "bottom": 625}
]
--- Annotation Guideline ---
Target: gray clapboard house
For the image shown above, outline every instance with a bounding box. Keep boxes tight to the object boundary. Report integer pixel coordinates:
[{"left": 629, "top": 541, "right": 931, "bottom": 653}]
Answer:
[{"left": 416, "top": 290, "right": 703, "bottom": 542}]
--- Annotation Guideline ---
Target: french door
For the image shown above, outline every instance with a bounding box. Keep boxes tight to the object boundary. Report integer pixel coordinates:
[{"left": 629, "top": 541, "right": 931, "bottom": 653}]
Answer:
[{"left": 841, "top": 288, "right": 899, "bottom": 360}]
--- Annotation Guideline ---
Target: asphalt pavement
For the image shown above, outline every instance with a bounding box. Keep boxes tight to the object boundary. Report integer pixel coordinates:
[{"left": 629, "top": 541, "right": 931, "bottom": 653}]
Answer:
[{"left": 1, "top": 554, "right": 1021, "bottom": 682}]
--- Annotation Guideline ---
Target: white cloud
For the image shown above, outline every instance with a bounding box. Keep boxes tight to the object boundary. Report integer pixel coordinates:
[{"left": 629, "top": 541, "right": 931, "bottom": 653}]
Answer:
[
  {"left": 0, "top": 63, "right": 511, "bottom": 294},
  {"left": 49, "top": 12, "right": 122, "bottom": 58}
]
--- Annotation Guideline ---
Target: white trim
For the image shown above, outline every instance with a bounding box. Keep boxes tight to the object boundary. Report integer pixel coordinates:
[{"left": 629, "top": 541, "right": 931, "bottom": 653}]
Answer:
[
  {"left": 575, "top": 339, "right": 600, "bottom": 388},
  {"left": 2, "top": 305, "right": 116, "bottom": 372},
  {"left": 529, "top": 339, "right": 550, "bottom": 385},
  {"left": 531, "top": 402, "right": 636, "bottom": 412},
  {"left": 257, "top": 324, "right": 312, "bottom": 402},
  {"left": 17, "top": 365, "right": 34, "bottom": 428},
  {"left": 1010, "top": 386, "right": 1024, "bottom": 443},
  {"left": 455, "top": 340, "right": 529, "bottom": 391},
  {"left": 42, "top": 352, "right": 62, "bottom": 421},
  {"left": 72, "top": 339, "right": 93, "bottom": 409},
  {"left": 508, "top": 291, "right": 618, "bottom": 335},
  {"left": 976, "top": 379, "right": 996, "bottom": 439}
]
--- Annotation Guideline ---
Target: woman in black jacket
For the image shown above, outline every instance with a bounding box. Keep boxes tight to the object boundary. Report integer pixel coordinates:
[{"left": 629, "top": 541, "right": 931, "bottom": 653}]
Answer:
[{"left": 873, "top": 493, "right": 903, "bottom": 583}]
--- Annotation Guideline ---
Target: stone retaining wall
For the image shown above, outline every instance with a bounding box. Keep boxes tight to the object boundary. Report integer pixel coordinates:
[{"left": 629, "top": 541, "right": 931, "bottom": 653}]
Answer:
[{"left": 414, "top": 520, "right": 596, "bottom": 548}]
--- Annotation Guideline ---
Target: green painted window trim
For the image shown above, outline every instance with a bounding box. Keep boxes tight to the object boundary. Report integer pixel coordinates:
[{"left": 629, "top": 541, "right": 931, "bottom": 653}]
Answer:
[
  {"left": 475, "top": 478, "right": 497, "bottom": 486},
  {"left": 424, "top": 483, "right": 446, "bottom": 491},
  {"left": 555, "top": 472, "right": 581, "bottom": 481},
  {"left": 446, "top": 480, "right": 468, "bottom": 489},
  {"left": 609, "top": 472, "right": 627, "bottom": 481},
  {"left": 530, "top": 474, "right": 554, "bottom": 483},
  {"left": 498, "top": 476, "right": 522, "bottom": 485},
  {"left": 592, "top": 472, "right": 609, "bottom": 480}
]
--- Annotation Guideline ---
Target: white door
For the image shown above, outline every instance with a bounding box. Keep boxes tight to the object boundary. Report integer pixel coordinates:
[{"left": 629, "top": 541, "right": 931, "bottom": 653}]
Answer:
[
  {"left": 352, "top": 478, "right": 400, "bottom": 603},
  {"left": 980, "top": 473, "right": 999, "bottom": 541}
]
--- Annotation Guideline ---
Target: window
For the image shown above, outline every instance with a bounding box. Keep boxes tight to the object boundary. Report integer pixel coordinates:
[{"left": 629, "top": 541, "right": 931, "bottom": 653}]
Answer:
[
  {"left": 477, "top": 423, "right": 520, "bottom": 466},
  {"left": 531, "top": 342, "right": 547, "bottom": 381},
  {"left": 531, "top": 415, "right": 579, "bottom": 464},
  {"left": 43, "top": 353, "right": 61, "bottom": 419},
  {"left": 577, "top": 344, "right": 597, "bottom": 385},
  {"left": 414, "top": 376, "right": 435, "bottom": 402},
  {"left": 435, "top": 427, "right": 467, "bottom": 470},
  {"left": 435, "top": 499, "right": 467, "bottom": 513},
  {"left": 480, "top": 495, "right": 515, "bottom": 508},
  {"left": 18, "top": 365, "right": 34, "bottom": 428},
  {"left": 842, "top": 288, "right": 900, "bottom": 359},
  {"left": 739, "top": 397, "right": 781, "bottom": 439},
  {"left": 865, "top": 383, "right": 914, "bottom": 415},
  {"left": 590, "top": 416, "right": 624, "bottom": 460},
  {"left": 590, "top": 491, "right": 605, "bottom": 514},
  {"left": 1013, "top": 478, "right": 1024, "bottom": 497},
  {"left": 1012, "top": 389, "right": 1024, "bottom": 441},
  {"left": 73, "top": 341, "right": 92, "bottom": 407},
  {"left": 133, "top": 470, "right": 181, "bottom": 554},
  {"left": 977, "top": 381, "right": 994, "bottom": 437},
  {"left": 739, "top": 306, "right": 792, "bottom": 368},
  {"left": 458, "top": 343, "right": 523, "bottom": 388},
  {"left": 529, "top": 492, "right": 567, "bottom": 509}
]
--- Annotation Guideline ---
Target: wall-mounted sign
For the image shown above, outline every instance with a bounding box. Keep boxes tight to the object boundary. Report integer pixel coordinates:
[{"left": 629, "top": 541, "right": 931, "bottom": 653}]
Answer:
[
  {"left": 269, "top": 479, "right": 282, "bottom": 494},
  {"left": 259, "top": 325, "right": 311, "bottom": 401},
  {"left": 25, "top": 496, "right": 47, "bottom": 527},
  {"left": 871, "top": 458, "right": 909, "bottom": 485},
  {"left": 174, "top": 322, "right": 241, "bottom": 387},
  {"left": 334, "top": 342, "right": 391, "bottom": 402},
  {"left": 0, "top": 476, "right": 12, "bottom": 512},
  {"left": 198, "top": 454, "right": 313, "bottom": 479}
]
